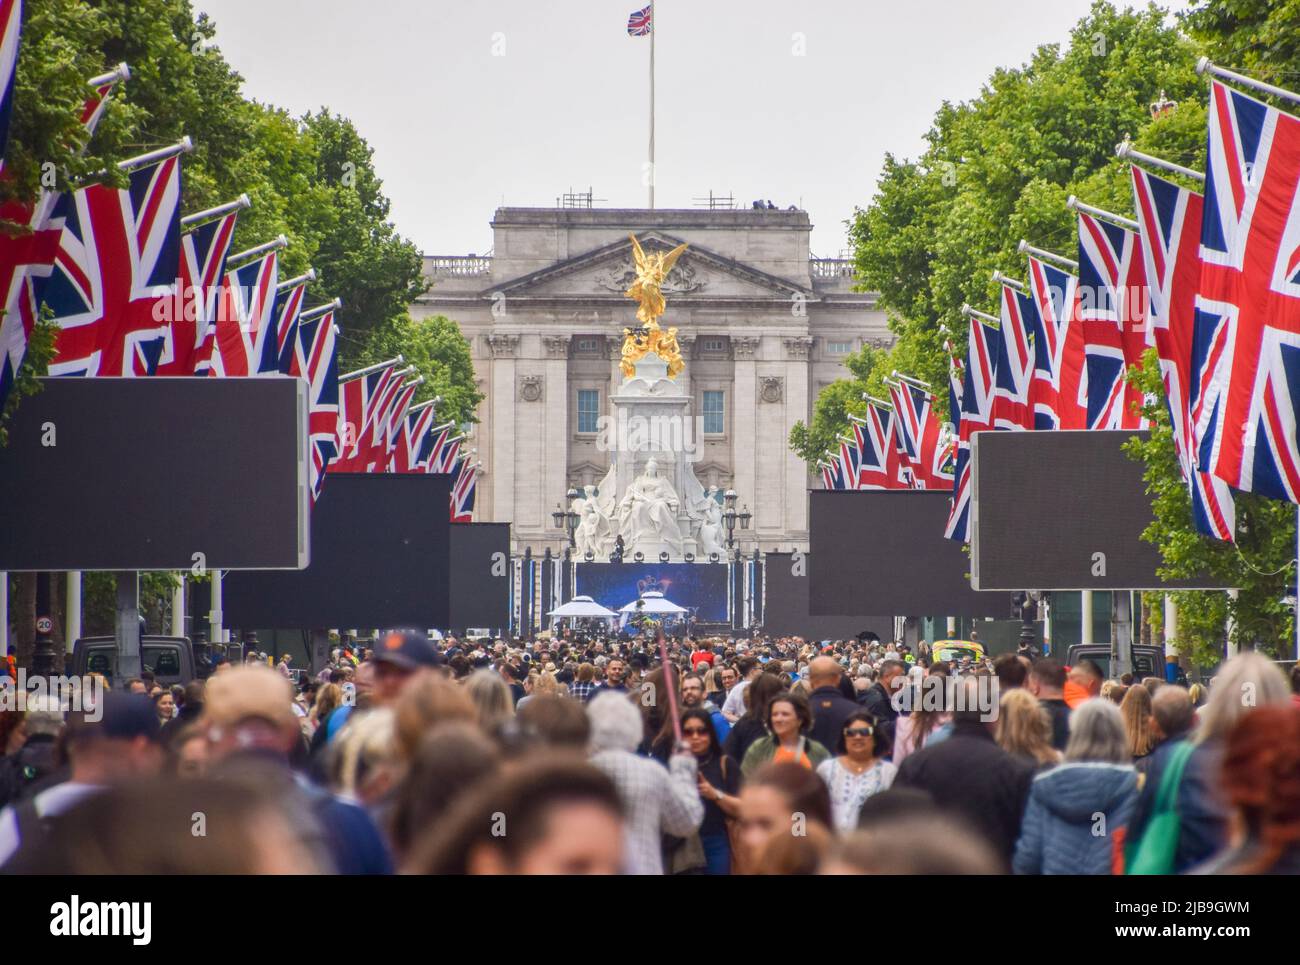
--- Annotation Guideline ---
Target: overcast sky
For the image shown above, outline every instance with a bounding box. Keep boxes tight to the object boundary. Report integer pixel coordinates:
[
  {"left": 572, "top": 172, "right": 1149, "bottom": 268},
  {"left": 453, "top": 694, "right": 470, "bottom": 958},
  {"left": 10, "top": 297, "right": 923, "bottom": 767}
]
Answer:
[{"left": 195, "top": 0, "right": 1100, "bottom": 258}]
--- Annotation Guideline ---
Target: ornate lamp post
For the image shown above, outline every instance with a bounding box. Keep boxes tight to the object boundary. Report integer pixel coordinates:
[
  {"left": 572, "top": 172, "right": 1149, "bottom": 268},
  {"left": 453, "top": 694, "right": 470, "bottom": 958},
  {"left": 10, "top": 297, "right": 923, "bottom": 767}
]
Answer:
[
  {"left": 721, "top": 490, "right": 752, "bottom": 550},
  {"left": 551, "top": 488, "right": 581, "bottom": 547}
]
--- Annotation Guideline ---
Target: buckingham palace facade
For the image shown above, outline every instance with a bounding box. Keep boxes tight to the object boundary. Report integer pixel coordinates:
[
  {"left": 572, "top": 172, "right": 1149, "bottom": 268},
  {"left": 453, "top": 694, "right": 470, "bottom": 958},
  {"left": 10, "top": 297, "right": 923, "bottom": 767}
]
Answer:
[{"left": 410, "top": 205, "right": 890, "bottom": 556}]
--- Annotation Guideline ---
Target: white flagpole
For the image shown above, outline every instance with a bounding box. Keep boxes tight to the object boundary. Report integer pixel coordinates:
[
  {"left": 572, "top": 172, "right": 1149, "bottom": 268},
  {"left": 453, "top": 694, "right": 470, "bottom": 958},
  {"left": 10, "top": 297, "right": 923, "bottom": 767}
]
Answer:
[{"left": 649, "top": 1, "right": 655, "bottom": 209}]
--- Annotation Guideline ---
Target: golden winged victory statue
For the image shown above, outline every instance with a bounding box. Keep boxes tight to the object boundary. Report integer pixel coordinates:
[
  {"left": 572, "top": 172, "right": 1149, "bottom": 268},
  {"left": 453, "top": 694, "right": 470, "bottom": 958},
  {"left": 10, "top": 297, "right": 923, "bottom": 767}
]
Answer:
[{"left": 621, "top": 234, "right": 689, "bottom": 379}]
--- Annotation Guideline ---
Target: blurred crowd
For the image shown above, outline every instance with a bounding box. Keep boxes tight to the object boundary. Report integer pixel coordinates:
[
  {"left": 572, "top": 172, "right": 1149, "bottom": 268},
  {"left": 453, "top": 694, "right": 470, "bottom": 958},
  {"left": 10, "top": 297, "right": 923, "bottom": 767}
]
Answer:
[{"left": 1, "top": 630, "right": 1298, "bottom": 875}]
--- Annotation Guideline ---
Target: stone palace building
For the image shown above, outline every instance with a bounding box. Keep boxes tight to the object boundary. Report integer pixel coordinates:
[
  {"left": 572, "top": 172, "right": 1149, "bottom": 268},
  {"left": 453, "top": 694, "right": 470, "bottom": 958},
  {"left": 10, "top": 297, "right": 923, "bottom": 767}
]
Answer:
[{"left": 410, "top": 205, "right": 890, "bottom": 556}]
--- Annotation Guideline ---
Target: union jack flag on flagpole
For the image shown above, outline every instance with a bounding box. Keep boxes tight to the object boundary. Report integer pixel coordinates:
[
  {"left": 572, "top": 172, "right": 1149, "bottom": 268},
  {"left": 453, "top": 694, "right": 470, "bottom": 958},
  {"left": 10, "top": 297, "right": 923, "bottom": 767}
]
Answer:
[
  {"left": 393, "top": 404, "right": 436, "bottom": 474},
  {"left": 267, "top": 279, "right": 308, "bottom": 375},
  {"left": 990, "top": 283, "right": 1036, "bottom": 431},
  {"left": 0, "top": 0, "right": 20, "bottom": 167},
  {"left": 627, "top": 4, "right": 652, "bottom": 36},
  {"left": 205, "top": 251, "right": 279, "bottom": 378},
  {"left": 381, "top": 378, "right": 420, "bottom": 471},
  {"left": 946, "top": 310, "right": 999, "bottom": 541},
  {"left": 1026, "top": 255, "right": 1088, "bottom": 429},
  {"left": 333, "top": 363, "right": 396, "bottom": 472},
  {"left": 46, "top": 153, "right": 185, "bottom": 377},
  {"left": 850, "top": 407, "right": 889, "bottom": 490},
  {"left": 451, "top": 458, "right": 478, "bottom": 522},
  {"left": 837, "top": 433, "right": 862, "bottom": 491},
  {"left": 420, "top": 419, "right": 456, "bottom": 474},
  {"left": 297, "top": 310, "right": 339, "bottom": 500},
  {"left": 1076, "top": 208, "right": 1150, "bottom": 430},
  {"left": 156, "top": 210, "right": 238, "bottom": 375},
  {"left": 0, "top": 65, "right": 128, "bottom": 413},
  {"left": 1131, "top": 163, "right": 1235, "bottom": 540},
  {"left": 433, "top": 435, "right": 463, "bottom": 477},
  {"left": 1192, "top": 80, "right": 1300, "bottom": 502}
]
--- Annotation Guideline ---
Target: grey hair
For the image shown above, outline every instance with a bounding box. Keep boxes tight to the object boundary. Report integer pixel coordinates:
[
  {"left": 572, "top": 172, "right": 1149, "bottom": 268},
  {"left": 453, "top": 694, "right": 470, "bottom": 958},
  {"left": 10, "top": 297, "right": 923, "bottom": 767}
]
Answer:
[
  {"left": 465, "top": 669, "right": 514, "bottom": 732},
  {"left": 1064, "top": 698, "right": 1129, "bottom": 763},
  {"left": 586, "top": 692, "right": 644, "bottom": 754},
  {"left": 1198, "top": 652, "right": 1291, "bottom": 744}
]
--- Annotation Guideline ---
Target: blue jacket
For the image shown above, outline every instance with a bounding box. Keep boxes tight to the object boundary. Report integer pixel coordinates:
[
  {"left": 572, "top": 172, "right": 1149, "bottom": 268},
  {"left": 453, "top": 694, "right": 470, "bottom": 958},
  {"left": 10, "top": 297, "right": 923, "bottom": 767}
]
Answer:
[{"left": 1013, "top": 762, "right": 1138, "bottom": 875}]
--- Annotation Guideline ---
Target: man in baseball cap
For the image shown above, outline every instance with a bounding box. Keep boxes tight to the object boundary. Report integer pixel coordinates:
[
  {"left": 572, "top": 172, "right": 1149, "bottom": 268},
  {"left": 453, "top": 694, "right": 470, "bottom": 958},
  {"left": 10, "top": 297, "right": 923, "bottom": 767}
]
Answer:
[{"left": 372, "top": 628, "right": 444, "bottom": 705}]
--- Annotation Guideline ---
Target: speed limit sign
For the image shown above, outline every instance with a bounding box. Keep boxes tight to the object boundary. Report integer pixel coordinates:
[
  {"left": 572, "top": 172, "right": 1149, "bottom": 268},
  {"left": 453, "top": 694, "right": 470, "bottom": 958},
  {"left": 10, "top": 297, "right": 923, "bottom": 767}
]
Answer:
[{"left": 35, "top": 616, "right": 52, "bottom": 634}]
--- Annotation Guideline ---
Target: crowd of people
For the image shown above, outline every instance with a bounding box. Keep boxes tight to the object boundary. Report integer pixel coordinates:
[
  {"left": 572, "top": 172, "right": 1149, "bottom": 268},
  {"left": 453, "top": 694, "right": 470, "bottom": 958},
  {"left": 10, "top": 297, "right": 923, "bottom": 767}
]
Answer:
[{"left": 0, "top": 629, "right": 1298, "bottom": 875}]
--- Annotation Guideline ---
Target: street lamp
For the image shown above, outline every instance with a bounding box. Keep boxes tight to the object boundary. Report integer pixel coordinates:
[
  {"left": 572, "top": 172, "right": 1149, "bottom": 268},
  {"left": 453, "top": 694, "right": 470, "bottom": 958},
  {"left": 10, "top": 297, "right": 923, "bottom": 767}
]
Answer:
[
  {"left": 721, "top": 490, "right": 753, "bottom": 549},
  {"left": 551, "top": 488, "right": 581, "bottom": 547}
]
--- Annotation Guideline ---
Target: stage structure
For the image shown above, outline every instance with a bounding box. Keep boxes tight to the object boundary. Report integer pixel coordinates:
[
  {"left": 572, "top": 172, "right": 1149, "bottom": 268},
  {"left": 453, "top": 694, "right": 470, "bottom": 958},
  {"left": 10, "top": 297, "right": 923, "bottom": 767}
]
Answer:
[{"left": 509, "top": 549, "right": 762, "bottom": 638}]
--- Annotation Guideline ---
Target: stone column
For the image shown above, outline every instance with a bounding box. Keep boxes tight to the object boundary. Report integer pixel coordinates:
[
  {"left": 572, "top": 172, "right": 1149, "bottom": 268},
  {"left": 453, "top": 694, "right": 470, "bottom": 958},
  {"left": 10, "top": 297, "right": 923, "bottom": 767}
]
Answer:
[
  {"left": 486, "top": 333, "right": 519, "bottom": 545},
  {"left": 731, "top": 335, "right": 760, "bottom": 542},
  {"left": 543, "top": 335, "right": 572, "bottom": 553},
  {"left": 783, "top": 337, "right": 813, "bottom": 549}
]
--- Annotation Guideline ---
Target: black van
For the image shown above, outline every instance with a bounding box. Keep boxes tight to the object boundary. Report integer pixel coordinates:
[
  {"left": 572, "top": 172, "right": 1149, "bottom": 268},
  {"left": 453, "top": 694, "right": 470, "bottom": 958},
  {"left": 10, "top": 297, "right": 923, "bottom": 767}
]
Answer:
[
  {"left": 1065, "top": 643, "right": 1164, "bottom": 681},
  {"left": 70, "top": 636, "right": 197, "bottom": 690}
]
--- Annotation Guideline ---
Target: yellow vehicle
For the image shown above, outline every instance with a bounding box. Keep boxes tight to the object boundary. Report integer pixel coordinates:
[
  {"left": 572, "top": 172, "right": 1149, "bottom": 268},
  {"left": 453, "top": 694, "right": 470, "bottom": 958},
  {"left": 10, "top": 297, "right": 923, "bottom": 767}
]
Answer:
[{"left": 930, "top": 639, "right": 987, "bottom": 665}]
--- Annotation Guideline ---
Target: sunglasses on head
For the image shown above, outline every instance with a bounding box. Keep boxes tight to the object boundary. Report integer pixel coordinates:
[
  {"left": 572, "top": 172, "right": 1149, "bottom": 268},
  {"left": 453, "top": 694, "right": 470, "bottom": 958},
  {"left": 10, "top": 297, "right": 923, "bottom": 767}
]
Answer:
[{"left": 844, "top": 727, "right": 874, "bottom": 738}]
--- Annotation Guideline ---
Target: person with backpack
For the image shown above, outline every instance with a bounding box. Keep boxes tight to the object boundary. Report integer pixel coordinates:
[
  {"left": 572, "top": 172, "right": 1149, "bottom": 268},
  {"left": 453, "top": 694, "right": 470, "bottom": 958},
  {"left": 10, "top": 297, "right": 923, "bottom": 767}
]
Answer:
[
  {"left": 0, "top": 699, "right": 64, "bottom": 808},
  {"left": 0, "top": 694, "right": 163, "bottom": 868}
]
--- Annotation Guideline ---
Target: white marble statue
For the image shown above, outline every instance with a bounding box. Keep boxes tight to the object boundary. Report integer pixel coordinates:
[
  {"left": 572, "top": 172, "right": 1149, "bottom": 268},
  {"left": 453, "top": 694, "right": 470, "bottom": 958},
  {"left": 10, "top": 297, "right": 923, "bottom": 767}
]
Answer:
[
  {"left": 697, "top": 488, "right": 726, "bottom": 557},
  {"left": 573, "top": 483, "right": 615, "bottom": 558},
  {"left": 616, "top": 458, "right": 684, "bottom": 557}
]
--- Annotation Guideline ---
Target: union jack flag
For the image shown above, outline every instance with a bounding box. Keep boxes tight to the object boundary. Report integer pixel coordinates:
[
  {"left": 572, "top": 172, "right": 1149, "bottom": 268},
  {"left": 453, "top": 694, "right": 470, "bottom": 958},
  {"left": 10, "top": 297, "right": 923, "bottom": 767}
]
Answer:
[
  {"left": 1027, "top": 255, "right": 1088, "bottom": 429},
  {"left": 297, "top": 310, "right": 339, "bottom": 499},
  {"left": 267, "top": 279, "right": 307, "bottom": 375},
  {"left": 381, "top": 378, "right": 419, "bottom": 470},
  {"left": 1193, "top": 81, "right": 1300, "bottom": 502},
  {"left": 820, "top": 461, "right": 836, "bottom": 490},
  {"left": 205, "top": 251, "right": 278, "bottom": 378},
  {"left": 155, "top": 210, "right": 238, "bottom": 375},
  {"left": 46, "top": 155, "right": 184, "bottom": 377},
  {"left": 392, "top": 405, "right": 435, "bottom": 474},
  {"left": 891, "top": 379, "right": 952, "bottom": 490},
  {"left": 333, "top": 364, "right": 394, "bottom": 472},
  {"left": 991, "top": 283, "right": 1036, "bottom": 431},
  {"left": 1077, "top": 210, "right": 1149, "bottom": 430},
  {"left": 850, "top": 409, "right": 887, "bottom": 490},
  {"left": 945, "top": 312, "right": 1000, "bottom": 541},
  {"left": 432, "top": 433, "right": 463, "bottom": 476},
  {"left": 1131, "top": 164, "right": 1235, "bottom": 540},
  {"left": 0, "top": 0, "right": 20, "bottom": 167},
  {"left": 943, "top": 331, "right": 964, "bottom": 427},
  {"left": 627, "top": 4, "right": 652, "bottom": 36},
  {"left": 420, "top": 419, "right": 456, "bottom": 474},
  {"left": 451, "top": 458, "right": 478, "bottom": 522},
  {"left": 838, "top": 434, "right": 862, "bottom": 490},
  {"left": 0, "top": 67, "right": 126, "bottom": 412}
]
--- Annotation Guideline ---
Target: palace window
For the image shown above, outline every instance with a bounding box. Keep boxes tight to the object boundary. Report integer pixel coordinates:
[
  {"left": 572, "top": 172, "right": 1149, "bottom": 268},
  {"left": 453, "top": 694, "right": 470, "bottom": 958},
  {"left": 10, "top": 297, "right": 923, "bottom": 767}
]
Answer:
[
  {"left": 826, "top": 340, "right": 854, "bottom": 355},
  {"left": 702, "top": 390, "right": 725, "bottom": 434},
  {"left": 576, "top": 337, "right": 601, "bottom": 354},
  {"left": 701, "top": 337, "right": 727, "bottom": 353},
  {"left": 577, "top": 389, "right": 600, "bottom": 433}
]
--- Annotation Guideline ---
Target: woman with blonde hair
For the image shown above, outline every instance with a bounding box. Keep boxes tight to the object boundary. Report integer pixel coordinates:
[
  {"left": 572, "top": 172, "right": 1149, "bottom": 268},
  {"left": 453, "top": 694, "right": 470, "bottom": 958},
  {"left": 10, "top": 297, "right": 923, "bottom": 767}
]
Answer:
[
  {"left": 996, "top": 687, "right": 1061, "bottom": 769},
  {"left": 516, "top": 670, "right": 558, "bottom": 710},
  {"left": 309, "top": 683, "right": 343, "bottom": 737},
  {"left": 465, "top": 668, "right": 515, "bottom": 733},
  {"left": 1119, "top": 683, "right": 1156, "bottom": 766}
]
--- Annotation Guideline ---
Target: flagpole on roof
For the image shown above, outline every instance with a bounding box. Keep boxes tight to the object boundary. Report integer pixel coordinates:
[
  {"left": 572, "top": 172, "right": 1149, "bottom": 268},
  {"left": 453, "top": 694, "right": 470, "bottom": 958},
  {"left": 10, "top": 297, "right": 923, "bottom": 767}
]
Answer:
[
  {"left": 1197, "top": 57, "right": 1300, "bottom": 108},
  {"left": 340, "top": 355, "right": 403, "bottom": 383},
  {"left": 182, "top": 194, "right": 250, "bottom": 229},
  {"left": 1114, "top": 138, "right": 1205, "bottom": 184},
  {"left": 1066, "top": 195, "right": 1139, "bottom": 231},
  {"left": 649, "top": 0, "right": 656, "bottom": 209},
  {"left": 1017, "top": 239, "right": 1079, "bottom": 270},
  {"left": 300, "top": 298, "right": 341, "bottom": 321}
]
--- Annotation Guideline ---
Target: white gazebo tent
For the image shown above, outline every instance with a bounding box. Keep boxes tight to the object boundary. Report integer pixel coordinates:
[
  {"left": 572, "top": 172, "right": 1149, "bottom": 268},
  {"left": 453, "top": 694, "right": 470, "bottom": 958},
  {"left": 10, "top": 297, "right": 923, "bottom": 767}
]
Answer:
[
  {"left": 548, "top": 595, "right": 619, "bottom": 619},
  {"left": 618, "top": 591, "right": 689, "bottom": 628}
]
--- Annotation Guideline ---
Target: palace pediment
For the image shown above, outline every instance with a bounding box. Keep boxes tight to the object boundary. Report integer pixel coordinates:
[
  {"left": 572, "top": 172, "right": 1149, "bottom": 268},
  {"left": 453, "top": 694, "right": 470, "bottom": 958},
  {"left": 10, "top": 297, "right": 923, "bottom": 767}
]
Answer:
[{"left": 485, "top": 231, "right": 812, "bottom": 303}]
